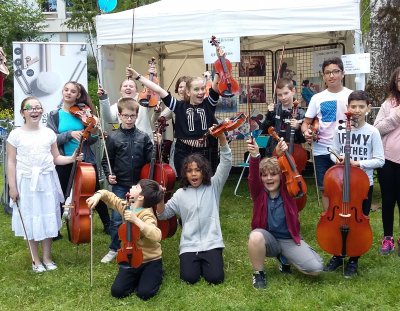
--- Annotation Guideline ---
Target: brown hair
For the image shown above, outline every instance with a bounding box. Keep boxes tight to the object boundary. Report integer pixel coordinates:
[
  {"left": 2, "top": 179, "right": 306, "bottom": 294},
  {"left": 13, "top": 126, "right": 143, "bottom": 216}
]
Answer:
[
  {"left": 183, "top": 76, "right": 204, "bottom": 102},
  {"left": 322, "top": 57, "right": 344, "bottom": 73},
  {"left": 117, "top": 98, "right": 139, "bottom": 114},
  {"left": 174, "top": 76, "right": 189, "bottom": 93},
  {"left": 138, "top": 179, "right": 164, "bottom": 207},
  {"left": 64, "top": 81, "right": 98, "bottom": 116},
  {"left": 388, "top": 66, "right": 400, "bottom": 106},
  {"left": 276, "top": 78, "right": 295, "bottom": 91}
]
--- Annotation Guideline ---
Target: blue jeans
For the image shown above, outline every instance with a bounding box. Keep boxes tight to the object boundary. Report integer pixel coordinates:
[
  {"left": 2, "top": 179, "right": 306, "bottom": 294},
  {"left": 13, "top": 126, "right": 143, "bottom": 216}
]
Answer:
[
  {"left": 109, "top": 185, "right": 130, "bottom": 251},
  {"left": 314, "top": 154, "right": 334, "bottom": 191}
]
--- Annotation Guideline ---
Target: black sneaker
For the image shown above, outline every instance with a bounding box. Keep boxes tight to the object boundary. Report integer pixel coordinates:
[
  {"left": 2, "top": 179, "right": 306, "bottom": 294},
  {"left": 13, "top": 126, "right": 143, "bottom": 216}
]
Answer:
[
  {"left": 252, "top": 271, "right": 267, "bottom": 289},
  {"left": 344, "top": 261, "right": 358, "bottom": 278},
  {"left": 323, "top": 256, "right": 343, "bottom": 272},
  {"left": 276, "top": 254, "right": 291, "bottom": 274}
]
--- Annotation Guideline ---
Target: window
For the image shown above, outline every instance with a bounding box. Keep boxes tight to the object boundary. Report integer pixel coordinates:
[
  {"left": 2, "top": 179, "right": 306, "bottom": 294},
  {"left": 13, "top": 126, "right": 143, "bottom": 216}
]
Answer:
[{"left": 41, "top": 0, "right": 57, "bottom": 12}]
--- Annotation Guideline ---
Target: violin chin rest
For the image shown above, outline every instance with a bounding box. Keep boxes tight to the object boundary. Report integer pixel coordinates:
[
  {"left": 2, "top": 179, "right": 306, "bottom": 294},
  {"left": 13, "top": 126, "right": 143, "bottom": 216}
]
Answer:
[{"left": 221, "top": 90, "right": 234, "bottom": 98}]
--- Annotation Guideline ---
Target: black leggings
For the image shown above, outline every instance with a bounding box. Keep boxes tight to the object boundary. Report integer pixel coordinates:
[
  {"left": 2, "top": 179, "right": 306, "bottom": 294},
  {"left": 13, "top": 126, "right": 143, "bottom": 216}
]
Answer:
[
  {"left": 56, "top": 162, "right": 110, "bottom": 229},
  {"left": 179, "top": 248, "right": 224, "bottom": 285},
  {"left": 377, "top": 159, "right": 400, "bottom": 236}
]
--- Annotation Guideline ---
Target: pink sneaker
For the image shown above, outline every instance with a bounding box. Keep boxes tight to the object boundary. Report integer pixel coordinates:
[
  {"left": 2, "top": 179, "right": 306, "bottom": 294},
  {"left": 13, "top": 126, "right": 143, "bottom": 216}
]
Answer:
[{"left": 380, "top": 236, "right": 395, "bottom": 255}]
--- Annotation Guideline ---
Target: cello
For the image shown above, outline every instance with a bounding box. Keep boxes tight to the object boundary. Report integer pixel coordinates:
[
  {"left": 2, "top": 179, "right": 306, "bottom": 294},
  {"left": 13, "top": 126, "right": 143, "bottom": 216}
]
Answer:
[
  {"left": 268, "top": 127, "right": 307, "bottom": 200},
  {"left": 316, "top": 112, "right": 372, "bottom": 257},
  {"left": 64, "top": 104, "right": 97, "bottom": 244},
  {"left": 210, "top": 36, "right": 239, "bottom": 98},
  {"left": 138, "top": 57, "right": 159, "bottom": 108},
  {"left": 140, "top": 118, "right": 177, "bottom": 239},
  {"left": 116, "top": 193, "right": 143, "bottom": 268}
]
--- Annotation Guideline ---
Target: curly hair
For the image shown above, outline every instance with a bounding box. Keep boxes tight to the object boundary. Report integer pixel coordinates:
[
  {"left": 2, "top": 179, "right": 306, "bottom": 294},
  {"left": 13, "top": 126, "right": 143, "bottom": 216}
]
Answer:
[
  {"left": 259, "top": 157, "right": 281, "bottom": 176},
  {"left": 180, "top": 153, "right": 212, "bottom": 188}
]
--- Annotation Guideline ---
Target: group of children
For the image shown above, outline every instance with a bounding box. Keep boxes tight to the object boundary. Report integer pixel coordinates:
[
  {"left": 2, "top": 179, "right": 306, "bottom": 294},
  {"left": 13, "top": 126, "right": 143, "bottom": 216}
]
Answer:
[{"left": 7, "top": 57, "right": 400, "bottom": 300}]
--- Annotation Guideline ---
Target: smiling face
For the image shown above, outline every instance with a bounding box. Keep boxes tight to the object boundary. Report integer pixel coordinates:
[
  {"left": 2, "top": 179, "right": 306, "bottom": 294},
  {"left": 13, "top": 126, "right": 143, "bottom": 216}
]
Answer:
[
  {"left": 186, "top": 78, "right": 206, "bottom": 105},
  {"left": 261, "top": 170, "right": 281, "bottom": 198},
  {"left": 348, "top": 99, "right": 370, "bottom": 127},
  {"left": 185, "top": 161, "right": 204, "bottom": 188},
  {"left": 120, "top": 79, "right": 137, "bottom": 98},
  {"left": 322, "top": 64, "right": 344, "bottom": 92},
  {"left": 20, "top": 98, "right": 43, "bottom": 125},
  {"left": 62, "top": 82, "right": 80, "bottom": 105}
]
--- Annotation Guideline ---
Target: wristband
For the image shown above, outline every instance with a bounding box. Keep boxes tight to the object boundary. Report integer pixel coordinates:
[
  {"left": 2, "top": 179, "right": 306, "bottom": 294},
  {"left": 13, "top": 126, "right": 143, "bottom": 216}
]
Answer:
[{"left": 135, "top": 74, "right": 142, "bottom": 80}]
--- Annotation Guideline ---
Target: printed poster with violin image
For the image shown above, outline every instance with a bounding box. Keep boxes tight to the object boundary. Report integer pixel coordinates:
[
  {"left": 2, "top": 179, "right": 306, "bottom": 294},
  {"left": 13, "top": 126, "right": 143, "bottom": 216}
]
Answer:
[
  {"left": 13, "top": 42, "right": 87, "bottom": 126},
  {"left": 239, "top": 55, "right": 266, "bottom": 77}
]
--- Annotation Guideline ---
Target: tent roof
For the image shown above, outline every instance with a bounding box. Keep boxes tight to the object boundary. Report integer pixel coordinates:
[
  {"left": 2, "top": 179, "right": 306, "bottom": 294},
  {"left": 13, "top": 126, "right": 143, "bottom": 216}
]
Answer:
[{"left": 96, "top": 0, "right": 360, "bottom": 48}]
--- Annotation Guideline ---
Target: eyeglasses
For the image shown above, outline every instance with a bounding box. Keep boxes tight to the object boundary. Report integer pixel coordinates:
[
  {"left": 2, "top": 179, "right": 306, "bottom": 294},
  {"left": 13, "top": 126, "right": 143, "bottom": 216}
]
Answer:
[
  {"left": 23, "top": 107, "right": 43, "bottom": 112},
  {"left": 323, "top": 69, "right": 342, "bottom": 76},
  {"left": 120, "top": 114, "right": 137, "bottom": 120}
]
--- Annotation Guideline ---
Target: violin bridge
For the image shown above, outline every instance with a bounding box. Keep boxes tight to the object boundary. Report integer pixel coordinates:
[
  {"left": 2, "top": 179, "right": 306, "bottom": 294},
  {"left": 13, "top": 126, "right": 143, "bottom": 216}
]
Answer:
[{"left": 338, "top": 213, "right": 351, "bottom": 218}]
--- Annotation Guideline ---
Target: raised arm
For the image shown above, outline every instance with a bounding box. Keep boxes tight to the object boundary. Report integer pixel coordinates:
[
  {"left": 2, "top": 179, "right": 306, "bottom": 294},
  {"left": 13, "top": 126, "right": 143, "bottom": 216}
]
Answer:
[{"left": 126, "top": 67, "right": 169, "bottom": 98}]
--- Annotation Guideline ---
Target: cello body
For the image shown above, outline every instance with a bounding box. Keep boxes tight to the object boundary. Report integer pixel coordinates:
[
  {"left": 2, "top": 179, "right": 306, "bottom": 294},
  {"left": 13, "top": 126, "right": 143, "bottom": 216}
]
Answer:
[
  {"left": 316, "top": 165, "right": 372, "bottom": 257},
  {"left": 140, "top": 118, "right": 177, "bottom": 239},
  {"left": 316, "top": 112, "right": 373, "bottom": 257},
  {"left": 69, "top": 162, "right": 96, "bottom": 244}
]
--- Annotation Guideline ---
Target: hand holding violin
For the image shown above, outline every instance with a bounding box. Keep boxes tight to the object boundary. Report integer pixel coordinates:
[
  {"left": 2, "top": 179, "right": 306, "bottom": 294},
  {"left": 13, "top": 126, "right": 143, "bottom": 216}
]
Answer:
[
  {"left": 246, "top": 138, "right": 259, "bottom": 157},
  {"left": 289, "top": 118, "right": 299, "bottom": 129},
  {"left": 275, "top": 139, "right": 288, "bottom": 157}
]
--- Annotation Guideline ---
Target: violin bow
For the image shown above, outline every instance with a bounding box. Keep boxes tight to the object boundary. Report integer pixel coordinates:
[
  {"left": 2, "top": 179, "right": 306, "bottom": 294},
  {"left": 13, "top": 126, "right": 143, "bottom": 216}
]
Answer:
[
  {"left": 272, "top": 45, "right": 285, "bottom": 105},
  {"left": 15, "top": 200, "right": 35, "bottom": 266},
  {"left": 166, "top": 54, "right": 188, "bottom": 92},
  {"left": 95, "top": 107, "right": 113, "bottom": 176},
  {"left": 245, "top": 56, "right": 253, "bottom": 142}
]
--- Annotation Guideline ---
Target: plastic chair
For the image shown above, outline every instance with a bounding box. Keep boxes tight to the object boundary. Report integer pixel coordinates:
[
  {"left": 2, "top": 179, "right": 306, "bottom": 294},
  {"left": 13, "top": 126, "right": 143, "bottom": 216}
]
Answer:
[{"left": 234, "top": 135, "right": 269, "bottom": 196}]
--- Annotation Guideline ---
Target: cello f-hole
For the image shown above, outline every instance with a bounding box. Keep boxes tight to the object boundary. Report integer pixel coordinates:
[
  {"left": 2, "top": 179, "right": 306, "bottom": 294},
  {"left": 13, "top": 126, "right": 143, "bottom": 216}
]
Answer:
[{"left": 326, "top": 205, "right": 339, "bottom": 221}]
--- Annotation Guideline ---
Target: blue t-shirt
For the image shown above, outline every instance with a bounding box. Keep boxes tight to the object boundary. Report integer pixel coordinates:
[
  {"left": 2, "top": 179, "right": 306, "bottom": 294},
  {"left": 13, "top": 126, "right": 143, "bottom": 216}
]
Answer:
[
  {"left": 58, "top": 109, "right": 83, "bottom": 156},
  {"left": 267, "top": 194, "right": 291, "bottom": 239}
]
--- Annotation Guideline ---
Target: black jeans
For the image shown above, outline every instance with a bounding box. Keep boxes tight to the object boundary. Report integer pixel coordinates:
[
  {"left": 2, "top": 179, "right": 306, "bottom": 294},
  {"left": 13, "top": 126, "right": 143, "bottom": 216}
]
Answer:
[
  {"left": 111, "top": 259, "right": 163, "bottom": 300},
  {"left": 179, "top": 248, "right": 224, "bottom": 285}
]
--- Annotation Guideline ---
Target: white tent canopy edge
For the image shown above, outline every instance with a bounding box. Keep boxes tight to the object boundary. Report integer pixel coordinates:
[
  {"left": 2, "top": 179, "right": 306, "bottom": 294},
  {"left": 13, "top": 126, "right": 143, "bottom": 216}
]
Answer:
[{"left": 95, "top": 0, "right": 362, "bottom": 105}]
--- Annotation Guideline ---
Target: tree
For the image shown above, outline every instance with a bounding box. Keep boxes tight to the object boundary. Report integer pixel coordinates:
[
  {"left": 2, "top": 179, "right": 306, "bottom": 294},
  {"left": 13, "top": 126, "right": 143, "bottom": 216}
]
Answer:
[
  {"left": 365, "top": 0, "right": 400, "bottom": 106},
  {"left": 63, "top": 0, "right": 158, "bottom": 35},
  {"left": 0, "top": 0, "right": 46, "bottom": 109}
]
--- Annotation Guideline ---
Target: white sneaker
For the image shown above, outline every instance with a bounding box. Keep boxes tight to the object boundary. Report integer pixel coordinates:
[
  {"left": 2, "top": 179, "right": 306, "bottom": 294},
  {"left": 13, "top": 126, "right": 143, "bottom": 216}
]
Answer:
[
  {"left": 32, "top": 263, "right": 46, "bottom": 273},
  {"left": 101, "top": 250, "right": 117, "bottom": 263}
]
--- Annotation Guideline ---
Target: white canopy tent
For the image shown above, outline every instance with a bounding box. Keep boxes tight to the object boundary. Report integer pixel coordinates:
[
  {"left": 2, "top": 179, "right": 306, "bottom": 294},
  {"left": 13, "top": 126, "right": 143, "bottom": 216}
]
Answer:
[{"left": 96, "top": 0, "right": 361, "bottom": 103}]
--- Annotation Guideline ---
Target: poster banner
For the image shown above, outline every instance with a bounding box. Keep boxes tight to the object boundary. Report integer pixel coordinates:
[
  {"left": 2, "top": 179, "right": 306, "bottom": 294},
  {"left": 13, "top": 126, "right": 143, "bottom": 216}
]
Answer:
[
  {"left": 341, "top": 53, "right": 370, "bottom": 74},
  {"left": 202, "top": 37, "right": 240, "bottom": 64},
  {"left": 13, "top": 42, "right": 87, "bottom": 126},
  {"left": 312, "top": 48, "right": 342, "bottom": 73}
]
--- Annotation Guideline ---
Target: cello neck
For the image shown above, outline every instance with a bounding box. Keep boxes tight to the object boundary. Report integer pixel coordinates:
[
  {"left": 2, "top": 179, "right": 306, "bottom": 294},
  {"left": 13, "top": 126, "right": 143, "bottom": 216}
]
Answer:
[{"left": 342, "top": 113, "right": 353, "bottom": 203}]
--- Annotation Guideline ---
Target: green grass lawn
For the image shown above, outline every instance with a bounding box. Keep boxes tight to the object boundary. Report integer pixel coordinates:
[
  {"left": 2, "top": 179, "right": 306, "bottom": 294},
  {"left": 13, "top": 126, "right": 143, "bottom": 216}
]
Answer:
[{"left": 0, "top": 172, "right": 399, "bottom": 311}]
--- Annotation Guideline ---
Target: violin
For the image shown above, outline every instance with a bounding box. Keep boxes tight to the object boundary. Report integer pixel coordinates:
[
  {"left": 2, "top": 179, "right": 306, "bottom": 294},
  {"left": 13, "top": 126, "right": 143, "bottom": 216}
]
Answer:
[
  {"left": 268, "top": 127, "right": 307, "bottom": 199},
  {"left": 310, "top": 116, "right": 320, "bottom": 142},
  {"left": 207, "top": 113, "right": 247, "bottom": 138},
  {"left": 64, "top": 104, "right": 97, "bottom": 244},
  {"left": 140, "top": 117, "right": 177, "bottom": 239},
  {"left": 116, "top": 193, "right": 143, "bottom": 268},
  {"left": 138, "top": 57, "right": 159, "bottom": 107},
  {"left": 316, "top": 112, "right": 372, "bottom": 257},
  {"left": 210, "top": 36, "right": 239, "bottom": 98}
]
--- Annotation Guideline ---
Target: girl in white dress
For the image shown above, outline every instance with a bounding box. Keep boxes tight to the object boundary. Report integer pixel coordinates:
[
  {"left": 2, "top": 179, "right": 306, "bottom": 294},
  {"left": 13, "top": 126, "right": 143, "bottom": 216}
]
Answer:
[{"left": 7, "top": 97, "right": 79, "bottom": 273}]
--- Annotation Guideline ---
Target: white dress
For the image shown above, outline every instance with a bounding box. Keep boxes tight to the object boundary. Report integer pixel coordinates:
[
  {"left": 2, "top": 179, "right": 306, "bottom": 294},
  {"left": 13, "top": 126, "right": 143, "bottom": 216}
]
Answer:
[{"left": 7, "top": 127, "right": 64, "bottom": 241}]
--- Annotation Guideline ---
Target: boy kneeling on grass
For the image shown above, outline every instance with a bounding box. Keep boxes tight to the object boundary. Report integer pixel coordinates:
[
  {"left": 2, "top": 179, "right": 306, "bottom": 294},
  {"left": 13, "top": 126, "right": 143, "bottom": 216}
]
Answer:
[
  {"left": 247, "top": 138, "right": 324, "bottom": 289},
  {"left": 86, "top": 179, "right": 164, "bottom": 300}
]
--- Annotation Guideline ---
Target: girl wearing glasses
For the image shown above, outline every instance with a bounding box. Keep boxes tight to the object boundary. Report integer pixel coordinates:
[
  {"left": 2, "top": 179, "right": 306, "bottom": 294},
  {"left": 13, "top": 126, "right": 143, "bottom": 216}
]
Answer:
[
  {"left": 47, "top": 81, "right": 110, "bottom": 238},
  {"left": 7, "top": 97, "right": 80, "bottom": 273}
]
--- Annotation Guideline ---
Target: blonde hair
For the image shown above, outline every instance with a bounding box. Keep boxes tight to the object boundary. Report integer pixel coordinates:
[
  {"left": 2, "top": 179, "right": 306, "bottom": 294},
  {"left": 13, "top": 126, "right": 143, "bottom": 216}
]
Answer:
[{"left": 259, "top": 157, "right": 281, "bottom": 176}]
